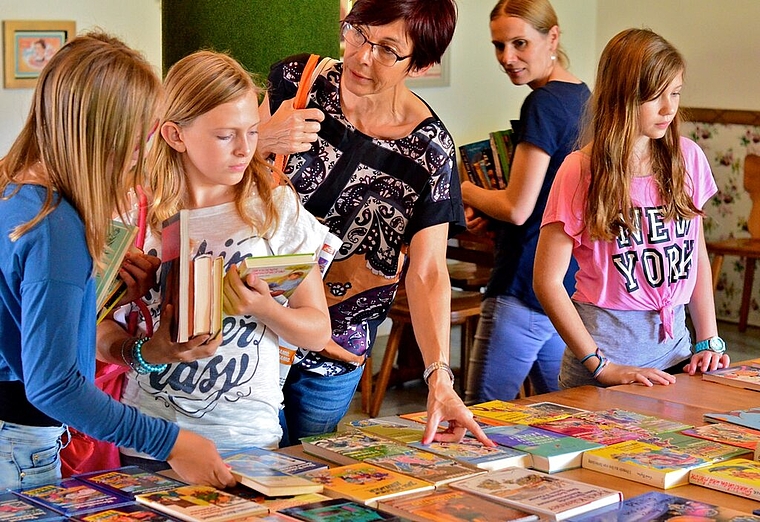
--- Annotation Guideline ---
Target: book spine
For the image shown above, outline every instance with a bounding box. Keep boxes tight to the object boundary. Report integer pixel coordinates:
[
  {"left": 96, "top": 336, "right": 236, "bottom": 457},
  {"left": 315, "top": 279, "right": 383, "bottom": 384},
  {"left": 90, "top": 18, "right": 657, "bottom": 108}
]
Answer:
[
  {"left": 458, "top": 146, "right": 482, "bottom": 187},
  {"left": 689, "top": 472, "right": 760, "bottom": 500},
  {"left": 582, "top": 452, "right": 669, "bottom": 489},
  {"left": 488, "top": 133, "right": 504, "bottom": 189}
]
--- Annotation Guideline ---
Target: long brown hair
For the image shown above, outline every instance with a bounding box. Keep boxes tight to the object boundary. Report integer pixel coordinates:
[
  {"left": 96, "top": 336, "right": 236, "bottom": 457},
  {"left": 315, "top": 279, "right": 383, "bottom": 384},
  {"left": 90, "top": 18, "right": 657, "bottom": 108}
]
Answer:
[
  {"left": 147, "top": 50, "right": 284, "bottom": 235},
  {"left": 584, "top": 28, "right": 699, "bottom": 240},
  {"left": 0, "top": 32, "right": 161, "bottom": 264}
]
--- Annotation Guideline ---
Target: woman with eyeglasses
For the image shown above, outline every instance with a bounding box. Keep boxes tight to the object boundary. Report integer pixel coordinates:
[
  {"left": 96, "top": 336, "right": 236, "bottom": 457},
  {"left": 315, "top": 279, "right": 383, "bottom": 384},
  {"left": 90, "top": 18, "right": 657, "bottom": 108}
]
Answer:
[{"left": 259, "top": 0, "right": 493, "bottom": 448}]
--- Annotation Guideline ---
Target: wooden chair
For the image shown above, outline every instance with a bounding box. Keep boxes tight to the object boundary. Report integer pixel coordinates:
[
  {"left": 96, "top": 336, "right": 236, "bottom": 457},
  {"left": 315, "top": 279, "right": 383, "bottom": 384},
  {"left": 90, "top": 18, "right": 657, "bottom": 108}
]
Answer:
[{"left": 706, "top": 153, "right": 760, "bottom": 332}]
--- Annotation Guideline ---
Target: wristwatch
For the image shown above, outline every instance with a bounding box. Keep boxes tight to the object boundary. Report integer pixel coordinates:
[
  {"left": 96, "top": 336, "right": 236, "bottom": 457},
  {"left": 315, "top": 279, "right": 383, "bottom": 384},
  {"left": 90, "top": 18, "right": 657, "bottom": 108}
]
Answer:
[{"left": 694, "top": 336, "right": 726, "bottom": 354}]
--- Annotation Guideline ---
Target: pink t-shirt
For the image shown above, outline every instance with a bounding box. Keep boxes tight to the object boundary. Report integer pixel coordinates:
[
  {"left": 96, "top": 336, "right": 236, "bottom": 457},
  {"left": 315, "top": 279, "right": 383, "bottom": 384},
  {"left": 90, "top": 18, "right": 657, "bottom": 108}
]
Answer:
[{"left": 542, "top": 137, "right": 717, "bottom": 337}]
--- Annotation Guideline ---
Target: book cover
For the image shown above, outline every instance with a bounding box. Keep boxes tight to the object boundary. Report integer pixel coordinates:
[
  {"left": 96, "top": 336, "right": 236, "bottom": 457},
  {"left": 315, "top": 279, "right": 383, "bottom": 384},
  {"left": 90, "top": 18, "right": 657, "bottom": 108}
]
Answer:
[
  {"left": 363, "top": 448, "right": 484, "bottom": 487},
  {"left": 565, "top": 490, "right": 760, "bottom": 521},
  {"left": 589, "top": 409, "right": 693, "bottom": 435},
  {"left": 135, "top": 485, "right": 267, "bottom": 522},
  {"left": 689, "top": 457, "right": 760, "bottom": 501},
  {"left": 245, "top": 492, "right": 331, "bottom": 514},
  {"left": 458, "top": 140, "right": 495, "bottom": 189},
  {"left": 0, "top": 491, "right": 64, "bottom": 522},
  {"left": 340, "top": 443, "right": 414, "bottom": 463},
  {"left": 483, "top": 424, "right": 603, "bottom": 473},
  {"left": 95, "top": 220, "right": 138, "bottom": 323},
  {"left": 682, "top": 422, "right": 760, "bottom": 451},
  {"left": 704, "top": 406, "right": 760, "bottom": 432},
  {"left": 703, "top": 363, "right": 760, "bottom": 391},
  {"left": 449, "top": 466, "right": 622, "bottom": 521},
  {"left": 581, "top": 439, "right": 712, "bottom": 489},
  {"left": 75, "top": 466, "right": 186, "bottom": 499},
  {"left": 226, "top": 467, "right": 323, "bottom": 497},
  {"left": 398, "top": 410, "right": 508, "bottom": 428},
  {"left": 408, "top": 439, "right": 532, "bottom": 471},
  {"left": 469, "top": 401, "right": 584, "bottom": 425},
  {"left": 160, "top": 210, "right": 192, "bottom": 343},
  {"left": 221, "top": 446, "right": 328, "bottom": 476},
  {"left": 71, "top": 503, "right": 179, "bottom": 522},
  {"left": 238, "top": 254, "right": 316, "bottom": 299},
  {"left": 278, "top": 497, "right": 403, "bottom": 521},
  {"left": 349, "top": 418, "right": 435, "bottom": 444},
  {"left": 300, "top": 431, "right": 390, "bottom": 465},
  {"left": 301, "top": 462, "right": 434, "bottom": 507},
  {"left": 16, "top": 479, "right": 133, "bottom": 516},
  {"left": 377, "top": 487, "right": 540, "bottom": 522},
  {"left": 637, "top": 430, "right": 750, "bottom": 463}
]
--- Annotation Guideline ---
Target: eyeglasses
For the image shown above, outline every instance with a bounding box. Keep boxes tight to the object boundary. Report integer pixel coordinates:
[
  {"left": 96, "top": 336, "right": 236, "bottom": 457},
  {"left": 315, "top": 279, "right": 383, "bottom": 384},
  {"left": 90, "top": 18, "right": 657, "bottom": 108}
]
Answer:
[{"left": 342, "top": 23, "right": 411, "bottom": 67}]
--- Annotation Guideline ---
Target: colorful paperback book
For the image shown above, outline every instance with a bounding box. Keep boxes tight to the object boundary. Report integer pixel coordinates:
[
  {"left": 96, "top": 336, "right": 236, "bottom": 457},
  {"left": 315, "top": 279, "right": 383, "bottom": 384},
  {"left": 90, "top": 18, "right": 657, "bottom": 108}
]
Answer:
[
  {"left": 637, "top": 430, "right": 750, "bottom": 463},
  {"left": 483, "top": 424, "right": 603, "bottom": 473},
  {"left": 225, "top": 467, "right": 323, "bottom": 497},
  {"left": 340, "top": 442, "right": 414, "bottom": 463},
  {"left": 565, "top": 490, "right": 760, "bottom": 521},
  {"left": 71, "top": 503, "right": 178, "bottom": 522},
  {"left": 278, "top": 497, "right": 403, "bottom": 521},
  {"left": 237, "top": 253, "right": 317, "bottom": 299},
  {"left": 408, "top": 439, "right": 532, "bottom": 471},
  {"left": 399, "top": 410, "right": 508, "bottom": 428},
  {"left": 377, "top": 487, "right": 540, "bottom": 522},
  {"left": 469, "top": 401, "right": 585, "bottom": 425},
  {"left": 16, "top": 479, "right": 133, "bottom": 516},
  {"left": 0, "top": 491, "right": 64, "bottom": 522},
  {"left": 703, "top": 363, "right": 760, "bottom": 392},
  {"left": 689, "top": 457, "right": 760, "bottom": 501},
  {"left": 95, "top": 220, "right": 138, "bottom": 316},
  {"left": 588, "top": 408, "right": 692, "bottom": 434},
  {"left": 349, "top": 418, "right": 429, "bottom": 444},
  {"left": 704, "top": 406, "right": 760, "bottom": 432},
  {"left": 449, "top": 466, "right": 622, "bottom": 521},
  {"left": 75, "top": 466, "right": 186, "bottom": 499},
  {"left": 135, "top": 485, "right": 267, "bottom": 522},
  {"left": 363, "top": 448, "right": 484, "bottom": 487},
  {"left": 244, "top": 491, "right": 331, "bottom": 514},
  {"left": 300, "top": 430, "right": 390, "bottom": 465},
  {"left": 682, "top": 422, "right": 760, "bottom": 450},
  {"left": 221, "top": 446, "right": 327, "bottom": 476},
  {"left": 301, "top": 462, "right": 434, "bottom": 507},
  {"left": 581, "top": 439, "right": 712, "bottom": 489}
]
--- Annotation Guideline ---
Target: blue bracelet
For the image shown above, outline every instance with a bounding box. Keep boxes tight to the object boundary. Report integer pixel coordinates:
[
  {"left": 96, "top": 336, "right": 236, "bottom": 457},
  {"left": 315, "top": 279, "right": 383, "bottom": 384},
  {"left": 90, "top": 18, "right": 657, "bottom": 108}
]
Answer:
[
  {"left": 130, "top": 337, "right": 168, "bottom": 374},
  {"left": 579, "top": 348, "right": 609, "bottom": 379}
]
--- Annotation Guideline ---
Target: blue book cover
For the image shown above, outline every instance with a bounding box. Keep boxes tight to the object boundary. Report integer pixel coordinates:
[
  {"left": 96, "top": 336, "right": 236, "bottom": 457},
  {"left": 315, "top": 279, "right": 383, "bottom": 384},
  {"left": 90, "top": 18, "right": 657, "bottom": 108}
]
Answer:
[
  {"left": 0, "top": 491, "right": 65, "bottom": 522},
  {"left": 221, "top": 446, "right": 327, "bottom": 476},
  {"left": 15, "top": 478, "right": 133, "bottom": 516},
  {"left": 704, "top": 406, "right": 760, "bottom": 432}
]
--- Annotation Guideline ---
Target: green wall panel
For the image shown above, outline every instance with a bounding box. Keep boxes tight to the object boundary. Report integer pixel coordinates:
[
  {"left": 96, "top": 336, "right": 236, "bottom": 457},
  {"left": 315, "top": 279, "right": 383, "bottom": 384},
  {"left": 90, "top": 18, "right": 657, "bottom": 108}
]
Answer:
[{"left": 162, "top": 0, "right": 340, "bottom": 80}]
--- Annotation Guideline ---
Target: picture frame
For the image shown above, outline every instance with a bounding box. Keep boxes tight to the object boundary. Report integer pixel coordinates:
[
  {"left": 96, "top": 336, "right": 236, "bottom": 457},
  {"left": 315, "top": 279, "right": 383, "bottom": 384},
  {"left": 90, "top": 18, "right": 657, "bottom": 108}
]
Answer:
[
  {"left": 406, "top": 50, "right": 451, "bottom": 88},
  {"left": 3, "top": 20, "right": 76, "bottom": 89}
]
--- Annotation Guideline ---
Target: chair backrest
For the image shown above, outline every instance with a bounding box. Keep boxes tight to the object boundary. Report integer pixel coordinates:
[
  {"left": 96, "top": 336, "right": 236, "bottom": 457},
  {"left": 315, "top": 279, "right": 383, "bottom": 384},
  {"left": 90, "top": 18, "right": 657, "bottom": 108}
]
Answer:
[{"left": 744, "top": 153, "right": 760, "bottom": 238}]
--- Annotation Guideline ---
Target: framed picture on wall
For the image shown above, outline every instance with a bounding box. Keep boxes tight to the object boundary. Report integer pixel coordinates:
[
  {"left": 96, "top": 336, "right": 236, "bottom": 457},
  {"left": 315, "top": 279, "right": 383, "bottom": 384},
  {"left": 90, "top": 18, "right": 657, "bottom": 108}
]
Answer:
[
  {"left": 406, "top": 51, "right": 451, "bottom": 88},
  {"left": 3, "top": 20, "right": 76, "bottom": 89}
]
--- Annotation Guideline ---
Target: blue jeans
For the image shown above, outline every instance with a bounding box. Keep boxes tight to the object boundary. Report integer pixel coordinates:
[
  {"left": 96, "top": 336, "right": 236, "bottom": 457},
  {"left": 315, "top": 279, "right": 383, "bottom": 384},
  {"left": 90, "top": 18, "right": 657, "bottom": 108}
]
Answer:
[
  {"left": 0, "top": 421, "right": 66, "bottom": 490},
  {"left": 465, "top": 295, "right": 564, "bottom": 403},
  {"left": 280, "top": 364, "right": 364, "bottom": 447}
]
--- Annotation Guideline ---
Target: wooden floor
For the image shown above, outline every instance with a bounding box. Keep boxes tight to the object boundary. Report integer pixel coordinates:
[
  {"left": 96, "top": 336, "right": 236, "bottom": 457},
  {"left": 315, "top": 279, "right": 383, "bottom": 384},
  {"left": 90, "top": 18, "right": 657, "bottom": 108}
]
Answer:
[{"left": 342, "top": 320, "right": 760, "bottom": 426}]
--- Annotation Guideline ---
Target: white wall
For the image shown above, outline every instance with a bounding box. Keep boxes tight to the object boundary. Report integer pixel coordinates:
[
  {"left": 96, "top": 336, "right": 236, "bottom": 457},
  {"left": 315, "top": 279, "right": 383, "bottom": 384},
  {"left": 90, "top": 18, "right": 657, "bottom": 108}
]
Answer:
[{"left": 0, "top": 0, "right": 162, "bottom": 154}]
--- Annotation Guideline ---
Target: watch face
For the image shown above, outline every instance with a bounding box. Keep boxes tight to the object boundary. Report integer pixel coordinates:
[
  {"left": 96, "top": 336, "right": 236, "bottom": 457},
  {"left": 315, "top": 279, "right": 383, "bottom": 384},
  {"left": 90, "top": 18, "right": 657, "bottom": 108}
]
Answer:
[{"left": 709, "top": 337, "right": 726, "bottom": 353}]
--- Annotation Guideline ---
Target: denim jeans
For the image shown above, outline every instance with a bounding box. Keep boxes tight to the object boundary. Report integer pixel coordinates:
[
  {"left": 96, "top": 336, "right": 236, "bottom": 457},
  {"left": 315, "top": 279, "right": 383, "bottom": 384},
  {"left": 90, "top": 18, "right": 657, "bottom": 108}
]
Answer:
[
  {"left": 280, "top": 363, "right": 364, "bottom": 447},
  {"left": 465, "top": 295, "right": 564, "bottom": 403},
  {"left": 0, "top": 421, "right": 66, "bottom": 490}
]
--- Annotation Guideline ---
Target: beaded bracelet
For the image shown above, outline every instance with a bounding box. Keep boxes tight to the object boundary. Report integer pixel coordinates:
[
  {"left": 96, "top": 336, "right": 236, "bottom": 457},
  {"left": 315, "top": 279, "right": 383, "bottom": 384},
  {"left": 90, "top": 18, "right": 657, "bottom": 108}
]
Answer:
[
  {"left": 121, "top": 336, "right": 167, "bottom": 375},
  {"left": 579, "top": 348, "right": 609, "bottom": 379}
]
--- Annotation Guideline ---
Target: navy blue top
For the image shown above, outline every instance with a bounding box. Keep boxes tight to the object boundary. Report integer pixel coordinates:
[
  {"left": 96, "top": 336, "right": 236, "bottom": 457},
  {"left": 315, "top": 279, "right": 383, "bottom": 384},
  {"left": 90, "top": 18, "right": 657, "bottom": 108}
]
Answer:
[{"left": 485, "top": 81, "right": 590, "bottom": 311}]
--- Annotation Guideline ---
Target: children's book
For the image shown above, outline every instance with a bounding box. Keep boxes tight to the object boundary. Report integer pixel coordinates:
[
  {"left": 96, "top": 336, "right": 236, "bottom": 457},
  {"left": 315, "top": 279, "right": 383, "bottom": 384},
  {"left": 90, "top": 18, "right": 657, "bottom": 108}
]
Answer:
[
  {"left": 349, "top": 418, "right": 429, "bottom": 444},
  {"left": 689, "top": 457, "right": 760, "bottom": 501},
  {"left": 377, "top": 486, "right": 540, "bottom": 522},
  {"left": 226, "top": 467, "right": 323, "bottom": 498},
  {"left": 0, "top": 491, "right": 64, "bottom": 522},
  {"left": 74, "top": 466, "right": 186, "bottom": 499},
  {"left": 70, "top": 503, "right": 179, "bottom": 522},
  {"left": 449, "top": 466, "right": 622, "bottom": 521},
  {"left": 581, "top": 439, "right": 712, "bottom": 489},
  {"left": 245, "top": 491, "right": 331, "bottom": 514},
  {"left": 704, "top": 406, "right": 760, "bottom": 432},
  {"left": 458, "top": 139, "right": 497, "bottom": 189},
  {"left": 408, "top": 439, "right": 532, "bottom": 471},
  {"left": 278, "top": 497, "right": 403, "bottom": 521},
  {"left": 237, "top": 252, "right": 317, "bottom": 299},
  {"left": 682, "top": 422, "right": 760, "bottom": 450},
  {"left": 363, "top": 448, "right": 484, "bottom": 487},
  {"left": 134, "top": 485, "right": 267, "bottom": 522},
  {"left": 301, "top": 462, "right": 434, "bottom": 507},
  {"left": 468, "top": 401, "right": 585, "bottom": 426},
  {"left": 564, "top": 490, "right": 760, "bottom": 521},
  {"left": 221, "top": 446, "right": 327, "bottom": 476},
  {"left": 702, "top": 362, "right": 760, "bottom": 391},
  {"left": 95, "top": 219, "right": 138, "bottom": 323},
  {"left": 399, "top": 410, "right": 509, "bottom": 428},
  {"left": 16, "top": 479, "right": 133, "bottom": 517},
  {"left": 300, "top": 430, "right": 391, "bottom": 465},
  {"left": 482, "top": 424, "right": 603, "bottom": 473},
  {"left": 637, "top": 430, "right": 750, "bottom": 463}
]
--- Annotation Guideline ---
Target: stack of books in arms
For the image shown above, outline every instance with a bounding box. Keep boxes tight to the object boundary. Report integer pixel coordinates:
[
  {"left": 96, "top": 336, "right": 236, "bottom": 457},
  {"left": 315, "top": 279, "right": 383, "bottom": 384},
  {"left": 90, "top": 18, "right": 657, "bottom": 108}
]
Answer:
[{"left": 458, "top": 129, "right": 514, "bottom": 190}]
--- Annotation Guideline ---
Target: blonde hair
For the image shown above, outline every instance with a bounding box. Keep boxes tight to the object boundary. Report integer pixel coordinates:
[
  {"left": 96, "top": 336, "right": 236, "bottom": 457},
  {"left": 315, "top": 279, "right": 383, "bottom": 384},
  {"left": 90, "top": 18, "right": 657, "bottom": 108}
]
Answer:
[
  {"left": 490, "top": 0, "right": 569, "bottom": 68},
  {"left": 148, "top": 50, "right": 283, "bottom": 235},
  {"left": 0, "top": 31, "right": 161, "bottom": 264},
  {"left": 584, "top": 28, "right": 699, "bottom": 240}
]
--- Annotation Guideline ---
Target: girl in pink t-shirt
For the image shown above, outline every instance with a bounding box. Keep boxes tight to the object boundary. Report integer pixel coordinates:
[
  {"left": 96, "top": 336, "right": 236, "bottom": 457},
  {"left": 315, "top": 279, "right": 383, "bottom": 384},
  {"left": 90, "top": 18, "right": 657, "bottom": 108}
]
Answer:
[{"left": 534, "top": 28, "right": 729, "bottom": 389}]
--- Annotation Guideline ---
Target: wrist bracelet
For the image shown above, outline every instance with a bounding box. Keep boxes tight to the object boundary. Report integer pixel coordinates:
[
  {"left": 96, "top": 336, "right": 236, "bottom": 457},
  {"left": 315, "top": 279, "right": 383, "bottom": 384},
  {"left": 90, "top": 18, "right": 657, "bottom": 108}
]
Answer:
[
  {"left": 579, "top": 348, "right": 609, "bottom": 379},
  {"left": 129, "top": 336, "right": 168, "bottom": 374},
  {"left": 423, "top": 361, "right": 455, "bottom": 386}
]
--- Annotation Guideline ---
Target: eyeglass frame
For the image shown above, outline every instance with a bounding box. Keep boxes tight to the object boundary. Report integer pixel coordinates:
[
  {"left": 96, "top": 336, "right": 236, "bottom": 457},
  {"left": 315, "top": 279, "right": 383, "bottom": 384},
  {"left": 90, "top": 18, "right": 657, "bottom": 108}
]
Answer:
[{"left": 341, "top": 23, "right": 412, "bottom": 67}]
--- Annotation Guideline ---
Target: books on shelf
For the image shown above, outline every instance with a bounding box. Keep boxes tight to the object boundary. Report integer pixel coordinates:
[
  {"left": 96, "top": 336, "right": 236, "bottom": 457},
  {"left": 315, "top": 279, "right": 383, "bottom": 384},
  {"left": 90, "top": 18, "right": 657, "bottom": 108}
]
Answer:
[
  {"left": 689, "top": 457, "right": 760, "bottom": 501},
  {"left": 95, "top": 220, "right": 138, "bottom": 323},
  {"left": 564, "top": 490, "right": 760, "bottom": 521},
  {"left": 278, "top": 497, "right": 401, "bottom": 521},
  {"left": 377, "top": 486, "right": 539, "bottom": 522},
  {"left": 702, "top": 362, "right": 760, "bottom": 391},
  {"left": 300, "top": 430, "right": 390, "bottom": 465},
  {"left": 71, "top": 503, "right": 178, "bottom": 522},
  {"left": 74, "top": 466, "right": 186, "bottom": 499},
  {"left": 16, "top": 479, "right": 133, "bottom": 517},
  {"left": 408, "top": 439, "right": 532, "bottom": 472},
  {"left": 682, "top": 422, "right": 760, "bottom": 451},
  {"left": 704, "top": 406, "right": 760, "bottom": 432},
  {"left": 0, "top": 491, "right": 64, "bottom": 522},
  {"left": 300, "top": 462, "right": 434, "bottom": 507},
  {"left": 483, "top": 424, "right": 603, "bottom": 473},
  {"left": 237, "top": 252, "right": 317, "bottom": 299},
  {"left": 449, "top": 466, "right": 622, "bottom": 521},
  {"left": 581, "top": 439, "right": 712, "bottom": 489},
  {"left": 222, "top": 446, "right": 327, "bottom": 476},
  {"left": 134, "top": 485, "right": 267, "bottom": 522}
]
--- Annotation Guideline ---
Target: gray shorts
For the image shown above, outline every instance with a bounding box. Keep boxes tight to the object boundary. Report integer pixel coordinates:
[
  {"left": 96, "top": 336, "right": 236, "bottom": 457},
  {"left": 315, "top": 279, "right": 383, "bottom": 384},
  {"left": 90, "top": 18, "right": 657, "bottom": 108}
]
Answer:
[{"left": 558, "top": 301, "right": 692, "bottom": 389}]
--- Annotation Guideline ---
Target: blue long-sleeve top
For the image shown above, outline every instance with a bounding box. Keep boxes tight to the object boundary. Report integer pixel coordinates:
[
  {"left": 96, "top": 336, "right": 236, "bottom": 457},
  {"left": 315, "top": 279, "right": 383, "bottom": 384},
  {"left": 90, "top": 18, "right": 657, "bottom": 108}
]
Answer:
[{"left": 0, "top": 184, "right": 178, "bottom": 460}]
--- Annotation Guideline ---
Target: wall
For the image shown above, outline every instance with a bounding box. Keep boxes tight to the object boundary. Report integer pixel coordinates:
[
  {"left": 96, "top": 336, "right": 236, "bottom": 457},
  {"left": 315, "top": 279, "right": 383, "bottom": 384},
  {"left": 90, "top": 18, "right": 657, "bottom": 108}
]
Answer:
[{"left": 0, "top": 0, "right": 162, "bottom": 154}]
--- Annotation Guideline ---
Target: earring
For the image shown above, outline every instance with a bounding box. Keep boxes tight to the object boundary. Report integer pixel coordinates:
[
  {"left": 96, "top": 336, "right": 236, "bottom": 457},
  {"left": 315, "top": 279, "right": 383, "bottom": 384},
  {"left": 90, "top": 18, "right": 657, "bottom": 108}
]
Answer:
[{"left": 551, "top": 55, "right": 556, "bottom": 61}]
